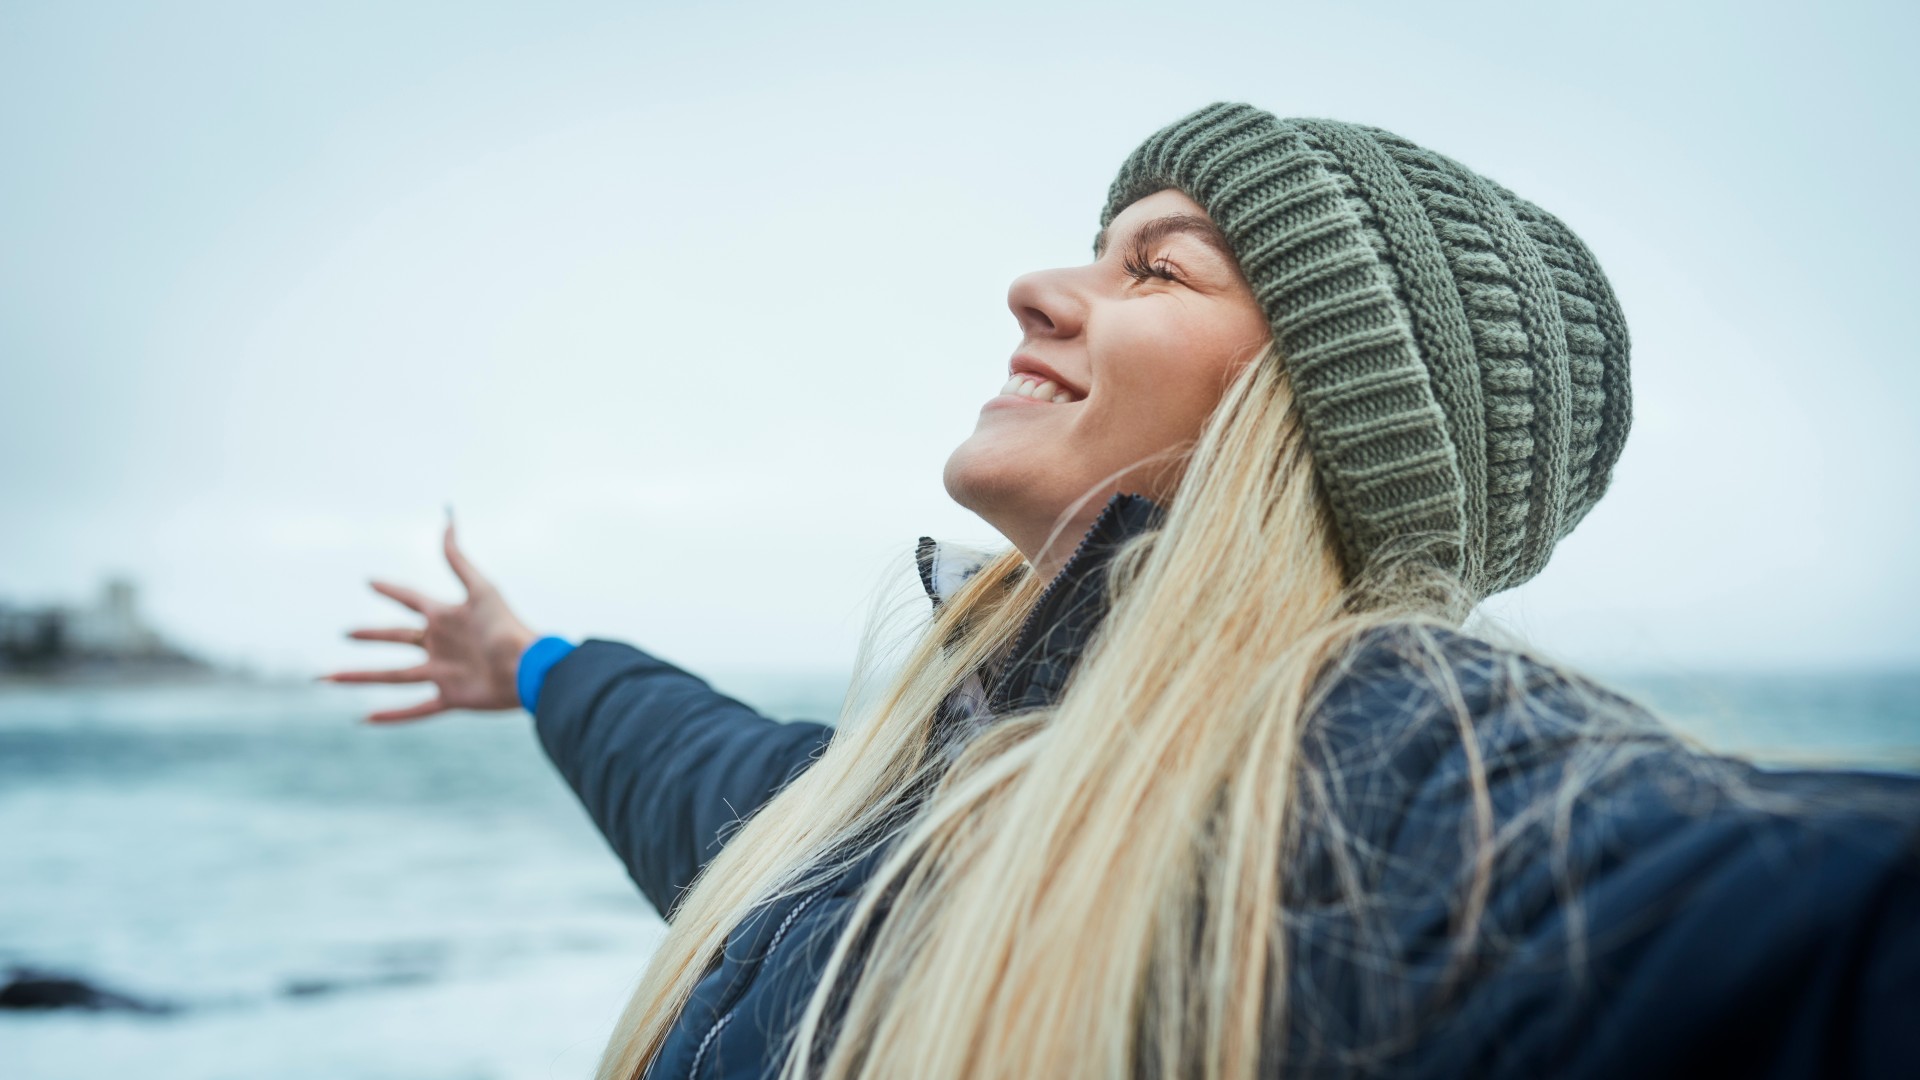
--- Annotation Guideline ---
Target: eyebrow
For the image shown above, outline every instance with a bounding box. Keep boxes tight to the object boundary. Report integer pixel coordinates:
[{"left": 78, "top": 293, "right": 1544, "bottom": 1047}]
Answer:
[{"left": 1093, "top": 212, "right": 1237, "bottom": 266}]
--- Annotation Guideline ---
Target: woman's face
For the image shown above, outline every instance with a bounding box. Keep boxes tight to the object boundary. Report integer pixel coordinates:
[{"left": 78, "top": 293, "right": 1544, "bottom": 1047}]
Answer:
[{"left": 943, "top": 188, "right": 1272, "bottom": 577}]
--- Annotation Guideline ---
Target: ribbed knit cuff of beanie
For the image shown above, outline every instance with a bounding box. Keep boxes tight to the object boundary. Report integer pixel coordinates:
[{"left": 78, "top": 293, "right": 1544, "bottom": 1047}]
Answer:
[{"left": 1098, "top": 102, "right": 1631, "bottom": 598}]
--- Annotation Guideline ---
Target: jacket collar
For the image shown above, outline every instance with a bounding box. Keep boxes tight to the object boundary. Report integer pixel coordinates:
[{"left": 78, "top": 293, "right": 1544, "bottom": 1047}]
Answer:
[{"left": 914, "top": 492, "right": 1168, "bottom": 715}]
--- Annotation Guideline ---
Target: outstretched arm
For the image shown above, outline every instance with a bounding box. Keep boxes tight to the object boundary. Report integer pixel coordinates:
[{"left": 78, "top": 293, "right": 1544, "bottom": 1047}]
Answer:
[
  {"left": 531, "top": 641, "right": 834, "bottom": 917},
  {"left": 323, "top": 520, "right": 836, "bottom": 916}
]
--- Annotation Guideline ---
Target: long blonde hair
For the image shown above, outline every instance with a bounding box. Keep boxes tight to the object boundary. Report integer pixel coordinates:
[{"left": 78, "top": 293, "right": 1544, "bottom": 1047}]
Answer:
[{"left": 590, "top": 345, "right": 1665, "bottom": 1078}]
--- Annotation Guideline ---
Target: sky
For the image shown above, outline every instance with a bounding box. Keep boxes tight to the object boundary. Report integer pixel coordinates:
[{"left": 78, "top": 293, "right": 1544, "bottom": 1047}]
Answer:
[{"left": 2, "top": 0, "right": 1916, "bottom": 681}]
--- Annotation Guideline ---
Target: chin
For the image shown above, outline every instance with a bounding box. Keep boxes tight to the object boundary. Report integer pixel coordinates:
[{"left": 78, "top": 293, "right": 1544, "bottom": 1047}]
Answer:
[
  {"left": 942, "top": 436, "right": 1029, "bottom": 519},
  {"left": 940, "top": 441, "right": 988, "bottom": 513}
]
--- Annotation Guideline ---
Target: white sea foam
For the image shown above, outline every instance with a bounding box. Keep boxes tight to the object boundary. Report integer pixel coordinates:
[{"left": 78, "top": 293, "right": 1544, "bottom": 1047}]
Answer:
[{"left": 0, "top": 682, "right": 670, "bottom": 1080}]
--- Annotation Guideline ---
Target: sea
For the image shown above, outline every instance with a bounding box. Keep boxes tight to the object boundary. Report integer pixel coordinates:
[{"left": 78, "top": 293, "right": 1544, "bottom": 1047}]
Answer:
[{"left": 2, "top": 667, "right": 1916, "bottom": 1080}]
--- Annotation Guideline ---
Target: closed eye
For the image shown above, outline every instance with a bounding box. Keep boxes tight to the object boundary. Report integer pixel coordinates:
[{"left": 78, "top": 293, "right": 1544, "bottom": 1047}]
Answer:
[{"left": 1121, "top": 235, "right": 1183, "bottom": 284}]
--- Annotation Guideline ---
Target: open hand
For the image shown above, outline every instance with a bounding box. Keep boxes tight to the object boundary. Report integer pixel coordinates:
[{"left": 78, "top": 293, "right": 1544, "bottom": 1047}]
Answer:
[{"left": 323, "top": 518, "right": 538, "bottom": 723}]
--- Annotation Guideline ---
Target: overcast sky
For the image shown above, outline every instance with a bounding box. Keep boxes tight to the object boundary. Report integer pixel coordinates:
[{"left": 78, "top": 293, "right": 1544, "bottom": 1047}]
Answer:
[{"left": 3, "top": 0, "right": 1916, "bottom": 682}]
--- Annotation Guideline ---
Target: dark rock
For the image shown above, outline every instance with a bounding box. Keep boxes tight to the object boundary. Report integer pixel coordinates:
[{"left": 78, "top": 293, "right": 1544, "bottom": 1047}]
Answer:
[
  {"left": 280, "top": 969, "right": 432, "bottom": 999},
  {"left": 0, "top": 966, "right": 177, "bottom": 1014}
]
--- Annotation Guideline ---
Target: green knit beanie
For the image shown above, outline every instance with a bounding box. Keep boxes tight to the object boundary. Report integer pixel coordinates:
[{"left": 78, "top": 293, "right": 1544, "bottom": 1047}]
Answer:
[{"left": 1098, "top": 102, "right": 1631, "bottom": 597}]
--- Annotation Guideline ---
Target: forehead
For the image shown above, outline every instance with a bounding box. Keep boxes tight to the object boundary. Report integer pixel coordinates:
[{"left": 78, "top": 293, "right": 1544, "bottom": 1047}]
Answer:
[
  {"left": 1115, "top": 188, "right": 1209, "bottom": 221},
  {"left": 1095, "top": 189, "right": 1207, "bottom": 247}
]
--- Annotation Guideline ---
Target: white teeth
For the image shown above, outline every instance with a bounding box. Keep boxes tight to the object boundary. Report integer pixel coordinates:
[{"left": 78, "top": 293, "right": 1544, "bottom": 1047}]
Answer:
[{"left": 1001, "top": 373, "right": 1080, "bottom": 403}]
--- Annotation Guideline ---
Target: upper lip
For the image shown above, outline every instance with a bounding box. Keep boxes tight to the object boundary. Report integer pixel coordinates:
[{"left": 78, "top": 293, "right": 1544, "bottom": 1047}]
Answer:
[{"left": 1008, "top": 354, "right": 1085, "bottom": 399}]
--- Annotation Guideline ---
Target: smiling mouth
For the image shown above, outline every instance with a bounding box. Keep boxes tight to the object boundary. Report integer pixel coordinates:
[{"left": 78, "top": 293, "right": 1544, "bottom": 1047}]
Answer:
[{"left": 998, "top": 373, "right": 1083, "bottom": 404}]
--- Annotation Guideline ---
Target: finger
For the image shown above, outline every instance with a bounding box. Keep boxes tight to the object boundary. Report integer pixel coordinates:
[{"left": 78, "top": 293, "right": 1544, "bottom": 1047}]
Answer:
[
  {"left": 443, "top": 519, "right": 489, "bottom": 594},
  {"left": 346, "top": 628, "right": 426, "bottom": 646},
  {"left": 370, "top": 580, "right": 437, "bottom": 615},
  {"left": 323, "top": 664, "right": 432, "bottom": 685},
  {"left": 366, "top": 696, "right": 449, "bottom": 724}
]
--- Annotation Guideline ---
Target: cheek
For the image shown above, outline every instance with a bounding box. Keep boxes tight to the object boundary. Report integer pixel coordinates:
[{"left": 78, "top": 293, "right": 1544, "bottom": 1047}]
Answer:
[
  {"left": 1076, "top": 314, "right": 1266, "bottom": 487},
  {"left": 1096, "top": 337, "right": 1234, "bottom": 443}
]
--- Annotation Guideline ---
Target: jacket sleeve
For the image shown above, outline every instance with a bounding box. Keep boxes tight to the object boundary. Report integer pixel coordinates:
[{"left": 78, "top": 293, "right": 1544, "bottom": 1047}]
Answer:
[
  {"left": 1847, "top": 821, "right": 1920, "bottom": 1078},
  {"left": 1425, "top": 761, "right": 1920, "bottom": 1080},
  {"left": 1292, "top": 628, "right": 1920, "bottom": 1080},
  {"left": 1546, "top": 769, "right": 1920, "bottom": 1080},
  {"left": 531, "top": 638, "right": 836, "bottom": 918}
]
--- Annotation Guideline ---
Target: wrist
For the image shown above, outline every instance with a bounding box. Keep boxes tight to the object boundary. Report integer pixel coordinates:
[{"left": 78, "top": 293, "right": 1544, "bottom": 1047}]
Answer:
[
  {"left": 514, "top": 635, "right": 578, "bottom": 713},
  {"left": 492, "top": 624, "right": 538, "bottom": 693},
  {"left": 506, "top": 624, "right": 538, "bottom": 665}
]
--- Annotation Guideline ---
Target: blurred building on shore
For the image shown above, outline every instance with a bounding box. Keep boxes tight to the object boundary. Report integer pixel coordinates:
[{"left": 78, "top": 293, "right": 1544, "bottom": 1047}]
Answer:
[{"left": 0, "top": 578, "right": 207, "bottom": 676}]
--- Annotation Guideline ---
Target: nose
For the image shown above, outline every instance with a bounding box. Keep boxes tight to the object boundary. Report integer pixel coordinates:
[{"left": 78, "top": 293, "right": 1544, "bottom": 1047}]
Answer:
[{"left": 1007, "top": 266, "right": 1086, "bottom": 342}]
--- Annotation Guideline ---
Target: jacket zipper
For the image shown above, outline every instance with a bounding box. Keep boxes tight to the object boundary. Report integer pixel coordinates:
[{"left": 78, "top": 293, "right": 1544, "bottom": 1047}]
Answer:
[
  {"left": 989, "top": 498, "right": 1133, "bottom": 712},
  {"left": 684, "top": 891, "right": 823, "bottom": 1080}
]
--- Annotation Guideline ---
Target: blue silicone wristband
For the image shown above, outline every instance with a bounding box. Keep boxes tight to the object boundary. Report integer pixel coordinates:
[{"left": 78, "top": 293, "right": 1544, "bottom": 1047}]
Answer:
[{"left": 516, "top": 636, "right": 577, "bottom": 712}]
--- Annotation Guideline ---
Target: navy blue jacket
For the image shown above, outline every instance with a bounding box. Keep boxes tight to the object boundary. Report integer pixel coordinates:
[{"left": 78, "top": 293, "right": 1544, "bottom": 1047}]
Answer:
[{"left": 534, "top": 494, "right": 1920, "bottom": 1079}]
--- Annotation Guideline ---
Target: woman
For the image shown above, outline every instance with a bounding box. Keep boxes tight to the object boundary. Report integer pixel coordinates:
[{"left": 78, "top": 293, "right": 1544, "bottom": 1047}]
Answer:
[{"left": 327, "top": 103, "right": 1920, "bottom": 1079}]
